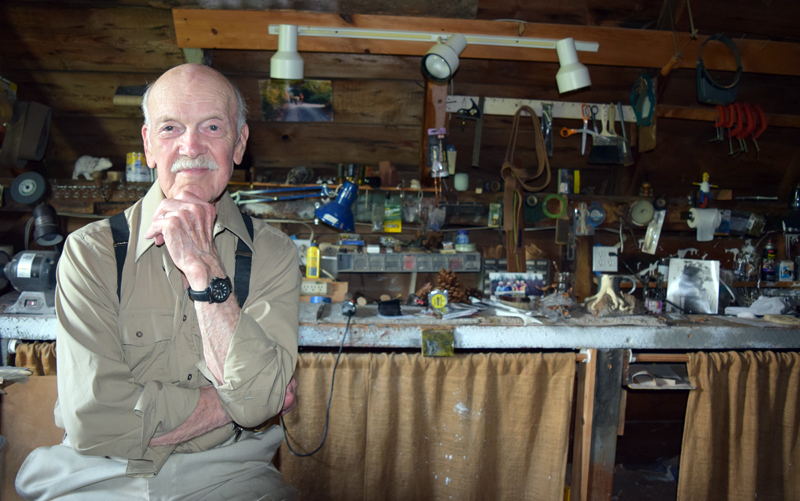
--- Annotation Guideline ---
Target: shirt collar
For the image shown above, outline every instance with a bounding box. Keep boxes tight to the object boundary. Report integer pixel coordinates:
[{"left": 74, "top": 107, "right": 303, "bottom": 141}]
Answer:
[{"left": 134, "top": 182, "right": 255, "bottom": 263}]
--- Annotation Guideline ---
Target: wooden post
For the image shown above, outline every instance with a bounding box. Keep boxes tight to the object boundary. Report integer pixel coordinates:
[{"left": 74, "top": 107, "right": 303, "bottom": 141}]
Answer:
[
  {"left": 587, "top": 349, "right": 624, "bottom": 500},
  {"left": 420, "top": 81, "right": 448, "bottom": 186},
  {"left": 574, "top": 235, "right": 592, "bottom": 303},
  {"left": 571, "top": 348, "right": 597, "bottom": 501}
]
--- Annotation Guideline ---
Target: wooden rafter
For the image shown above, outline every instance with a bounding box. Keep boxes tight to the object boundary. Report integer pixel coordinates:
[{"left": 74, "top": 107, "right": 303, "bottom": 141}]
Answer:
[{"left": 173, "top": 9, "right": 800, "bottom": 77}]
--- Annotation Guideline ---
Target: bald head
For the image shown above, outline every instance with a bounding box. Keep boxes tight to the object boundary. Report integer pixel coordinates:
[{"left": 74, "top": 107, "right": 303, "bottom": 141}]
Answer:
[{"left": 141, "top": 64, "right": 247, "bottom": 134}]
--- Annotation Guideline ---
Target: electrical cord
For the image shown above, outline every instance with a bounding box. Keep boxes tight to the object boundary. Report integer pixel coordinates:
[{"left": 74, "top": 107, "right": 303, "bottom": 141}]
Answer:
[{"left": 280, "top": 310, "right": 353, "bottom": 457}]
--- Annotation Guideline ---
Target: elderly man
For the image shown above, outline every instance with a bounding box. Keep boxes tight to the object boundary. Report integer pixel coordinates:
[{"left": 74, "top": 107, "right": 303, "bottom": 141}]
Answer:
[{"left": 16, "top": 64, "right": 301, "bottom": 500}]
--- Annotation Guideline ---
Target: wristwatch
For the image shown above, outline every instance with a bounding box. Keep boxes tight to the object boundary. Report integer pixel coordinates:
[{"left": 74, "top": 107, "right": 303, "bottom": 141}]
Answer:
[{"left": 188, "top": 277, "right": 232, "bottom": 304}]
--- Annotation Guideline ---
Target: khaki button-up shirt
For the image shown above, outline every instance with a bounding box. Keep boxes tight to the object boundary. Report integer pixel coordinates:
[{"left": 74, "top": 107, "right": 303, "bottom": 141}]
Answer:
[{"left": 54, "top": 183, "right": 300, "bottom": 476}]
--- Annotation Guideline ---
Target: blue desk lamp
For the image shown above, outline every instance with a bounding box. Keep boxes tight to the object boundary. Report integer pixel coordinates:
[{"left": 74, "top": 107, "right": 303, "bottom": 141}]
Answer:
[
  {"left": 231, "top": 181, "right": 359, "bottom": 232},
  {"left": 314, "top": 181, "right": 358, "bottom": 232}
]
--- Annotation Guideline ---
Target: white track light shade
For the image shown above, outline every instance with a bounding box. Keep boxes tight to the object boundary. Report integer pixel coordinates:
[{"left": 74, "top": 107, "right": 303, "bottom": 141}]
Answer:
[
  {"left": 271, "top": 25, "right": 304, "bottom": 80},
  {"left": 421, "top": 33, "right": 467, "bottom": 83},
  {"left": 555, "top": 37, "right": 591, "bottom": 93}
]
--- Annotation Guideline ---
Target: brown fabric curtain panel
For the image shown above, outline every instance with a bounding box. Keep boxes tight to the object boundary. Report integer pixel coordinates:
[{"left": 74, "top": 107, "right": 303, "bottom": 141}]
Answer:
[
  {"left": 678, "top": 351, "right": 800, "bottom": 501},
  {"left": 280, "top": 352, "right": 576, "bottom": 501},
  {"left": 14, "top": 341, "right": 57, "bottom": 375}
]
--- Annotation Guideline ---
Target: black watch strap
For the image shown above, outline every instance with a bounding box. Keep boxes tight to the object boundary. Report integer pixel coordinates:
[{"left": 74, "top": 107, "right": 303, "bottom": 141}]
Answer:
[{"left": 188, "top": 276, "right": 232, "bottom": 304}]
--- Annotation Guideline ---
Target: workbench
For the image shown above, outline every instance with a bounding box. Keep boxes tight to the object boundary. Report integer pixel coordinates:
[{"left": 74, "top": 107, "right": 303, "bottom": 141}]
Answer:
[
  {"left": 2, "top": 296, "right": 799, "bottom": 500},
  {"left": 3, "top": 299, "right": 797, "bottom": 351}
]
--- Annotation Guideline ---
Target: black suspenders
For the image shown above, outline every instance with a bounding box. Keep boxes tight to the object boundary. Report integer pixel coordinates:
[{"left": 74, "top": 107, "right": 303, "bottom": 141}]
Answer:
[{"left": 109, "top": 209, "right": 254, "bottom": 308}]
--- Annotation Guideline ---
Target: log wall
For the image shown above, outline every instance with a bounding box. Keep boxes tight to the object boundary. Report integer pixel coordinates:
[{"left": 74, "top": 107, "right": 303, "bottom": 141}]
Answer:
[{"left": 1, "top": 0, "right": 800, "bottom": 301}]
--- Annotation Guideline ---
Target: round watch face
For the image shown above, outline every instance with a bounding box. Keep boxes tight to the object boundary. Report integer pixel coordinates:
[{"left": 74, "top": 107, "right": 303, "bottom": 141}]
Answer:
[{"left": 209, "top": 277, "right": 232, "bottom": 302}]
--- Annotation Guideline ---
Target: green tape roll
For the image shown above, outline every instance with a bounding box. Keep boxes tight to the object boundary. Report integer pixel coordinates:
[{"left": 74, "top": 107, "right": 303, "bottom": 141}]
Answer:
[{"left": 542, "top": 193, "right": 567, "bottom": 219}]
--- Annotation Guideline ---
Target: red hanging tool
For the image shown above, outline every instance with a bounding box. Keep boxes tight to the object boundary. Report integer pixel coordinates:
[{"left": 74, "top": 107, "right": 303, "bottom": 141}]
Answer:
[
  {"left": 711, "top": 105, "right": 726, "bottom": 143},
  {"left": 735, "top": 103, "right": 755, "bottom": 157},
  {"left": 751, "top": 104, "right": 767, "bottom": 157},
  {"left": 727, "top": 103, "right": 742, "bottom": 156}
]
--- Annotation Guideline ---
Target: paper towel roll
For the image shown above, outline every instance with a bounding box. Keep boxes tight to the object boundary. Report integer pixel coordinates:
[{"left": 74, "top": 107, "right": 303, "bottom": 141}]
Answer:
[{"left": 687, "top": 208, "right": 721, "bottom": 241}]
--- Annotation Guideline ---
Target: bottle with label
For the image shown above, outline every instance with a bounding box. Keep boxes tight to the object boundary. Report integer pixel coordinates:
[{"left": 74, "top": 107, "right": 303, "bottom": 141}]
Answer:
[
  {"left": 456, "top": 230, "right": 469, "bottom": 245},
  {"left": 306, "top": 242, "right": 320, "bottom": 279},
  {"left": 644, "top": 278, "right": 662, "bottom": 315},
  {"left": 384, "top": 193, "right": 402, "bottom": 233},
  {"left": 761, "top": 239, "right": 777, "bottom": 282}
]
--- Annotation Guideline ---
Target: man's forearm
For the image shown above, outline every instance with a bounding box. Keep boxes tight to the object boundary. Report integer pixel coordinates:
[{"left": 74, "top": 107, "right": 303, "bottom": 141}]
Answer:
[
  {"left": 195, "top": 298, "right": 240, "bottom": 384},
  {"left": 149, "top": 385, "right": 231, "bottom": 446}
]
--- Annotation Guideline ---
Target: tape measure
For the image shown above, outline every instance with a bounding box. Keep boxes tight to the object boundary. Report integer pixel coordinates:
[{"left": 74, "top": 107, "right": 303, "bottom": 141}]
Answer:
[{"left": 429, "top": 289, "right": 448, "bottom": 311}]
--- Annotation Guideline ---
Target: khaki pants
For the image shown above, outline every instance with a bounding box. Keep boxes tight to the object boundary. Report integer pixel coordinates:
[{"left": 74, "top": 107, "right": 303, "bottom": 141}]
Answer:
[{"left": 16, "top": 425, "right": 298, "bottom": 501}]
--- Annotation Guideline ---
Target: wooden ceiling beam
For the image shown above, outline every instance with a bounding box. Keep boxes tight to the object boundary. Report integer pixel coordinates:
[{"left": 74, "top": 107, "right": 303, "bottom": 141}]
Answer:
[{"left": 173, "top": 9, "right": 800, "bottom": 76}]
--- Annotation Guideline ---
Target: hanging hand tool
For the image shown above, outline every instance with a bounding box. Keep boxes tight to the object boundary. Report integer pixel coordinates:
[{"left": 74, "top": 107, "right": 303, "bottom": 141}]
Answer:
[
  {"left": 751, "top": 104, "right": 767, "bottom": 158},
  {"left": 617, "top": 101, "right": 634, "bottom": 166},
  {"left": 588, "top": 104, "right": 624, "bottom": 165},
  {"left": 580, "top": 103, "right": 591, "bottom": 155},
  {"left": 711, "top": 105, "right": 726, "bottom": 143},
  {"left": 455, "top": 98, "right": 481, "bottom": 131},
  {"left": 738, "top": 103, "right": 756, "bottom": 156},
  {"left": 560, "top": 127, "right": 600, "bottom": 139},
  {"left": 660, "top": 0, "right": 700, "bottom": 76},
  {"left": 727, "top": 103, "right": 743, "bottom": 156},
  {"left": 454, "top": 97, "right": 485, "bottom": 169}
]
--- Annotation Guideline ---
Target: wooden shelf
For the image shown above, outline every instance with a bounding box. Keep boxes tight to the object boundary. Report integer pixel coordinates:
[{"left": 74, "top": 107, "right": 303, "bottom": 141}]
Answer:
[{"left": 732, "top": 281, "right": 800, "bottom": 288}]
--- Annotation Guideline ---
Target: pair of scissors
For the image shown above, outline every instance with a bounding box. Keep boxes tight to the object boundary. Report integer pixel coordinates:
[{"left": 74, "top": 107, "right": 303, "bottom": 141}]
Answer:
[
  {"left": 560, "top": 127, "right": 600, "bottom": 139},
  {"left": 580, "top": 103, "right": 591, "bottom": 155}
]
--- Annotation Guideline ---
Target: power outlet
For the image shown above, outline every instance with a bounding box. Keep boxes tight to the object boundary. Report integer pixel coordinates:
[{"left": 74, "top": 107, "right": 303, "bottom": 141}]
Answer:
[
  {"left": 301, "top": 280, "right": 328, "bottom": 295},
  {"left": 592, "top": 246, "right": 618, "bottom": 272}
]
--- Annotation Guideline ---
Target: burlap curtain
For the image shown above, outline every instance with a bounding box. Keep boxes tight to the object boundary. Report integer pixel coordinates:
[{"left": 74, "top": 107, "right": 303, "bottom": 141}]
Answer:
[
  {"left": 280, "top": 352, "right": 576, "bottom": 501},
  {"left": 14, "top": 341, "right": 57, "bottom": 375},
  {"left": 678, "top": 351, "right": 800, "bottom": 501}
]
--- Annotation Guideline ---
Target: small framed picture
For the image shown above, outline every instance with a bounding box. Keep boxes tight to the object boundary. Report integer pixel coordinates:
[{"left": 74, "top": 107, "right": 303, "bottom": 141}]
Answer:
[
  {"left": 666, "top": 259, "right": 720, "bottom": 314},
  {"left": 489, "top": 272, "right": 548, "bottom": 299}
]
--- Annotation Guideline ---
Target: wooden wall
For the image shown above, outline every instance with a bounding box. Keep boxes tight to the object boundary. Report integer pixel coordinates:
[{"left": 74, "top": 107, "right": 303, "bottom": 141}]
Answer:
[
  {"left": 2, "top": 0, "right": 800, "bottom": 300},
  {"left": 3, "top": 1, "right": 799, "bottom": 194}
]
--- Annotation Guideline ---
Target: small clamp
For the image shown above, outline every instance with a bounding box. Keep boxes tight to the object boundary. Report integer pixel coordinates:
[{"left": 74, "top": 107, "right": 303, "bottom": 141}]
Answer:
[
  {"left": 727, "top": 103, "right": 743, "bottom": 156},
  {"left": 711, "top": 105, "right": 726, "bottom": 143},
  {"left": 751, "top": 104, "right": 767, "bottom": 157}
]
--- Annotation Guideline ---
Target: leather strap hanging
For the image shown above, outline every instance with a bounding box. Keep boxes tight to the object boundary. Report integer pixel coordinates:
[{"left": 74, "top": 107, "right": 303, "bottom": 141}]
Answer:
[{"left": 501, "top": 106, "right": 551, "bottom": 272}]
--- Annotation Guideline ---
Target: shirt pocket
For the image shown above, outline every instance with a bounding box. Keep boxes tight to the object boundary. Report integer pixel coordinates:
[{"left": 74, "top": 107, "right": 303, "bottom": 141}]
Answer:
[{"left": 119, "top": 310, "right": 174, "bottom": 381}]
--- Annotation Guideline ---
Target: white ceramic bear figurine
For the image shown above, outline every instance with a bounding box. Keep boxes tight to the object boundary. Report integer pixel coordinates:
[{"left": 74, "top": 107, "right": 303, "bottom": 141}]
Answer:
[{"left": 72, "top": 155, "right": 112, "bottom": 180}]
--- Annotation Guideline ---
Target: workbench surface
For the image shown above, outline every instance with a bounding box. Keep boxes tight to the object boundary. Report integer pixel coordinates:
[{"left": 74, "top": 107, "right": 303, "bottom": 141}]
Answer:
[{"left": 2, "top": 295, "right": 798, "bottom": 351}]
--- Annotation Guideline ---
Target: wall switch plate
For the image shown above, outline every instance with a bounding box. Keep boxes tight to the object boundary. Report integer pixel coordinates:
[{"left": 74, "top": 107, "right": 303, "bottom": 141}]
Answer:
[
  {"left": 301, "top": 280, "right": 328, "bottom": 295},
  {"left": 592, "top": 246, "right": 618, "bottom": 272}
]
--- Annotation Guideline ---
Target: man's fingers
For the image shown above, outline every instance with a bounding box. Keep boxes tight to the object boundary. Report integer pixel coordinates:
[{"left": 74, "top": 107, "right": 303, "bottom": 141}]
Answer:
[{"left": 280, "top": 377, "right": 299, "bottom": 415}]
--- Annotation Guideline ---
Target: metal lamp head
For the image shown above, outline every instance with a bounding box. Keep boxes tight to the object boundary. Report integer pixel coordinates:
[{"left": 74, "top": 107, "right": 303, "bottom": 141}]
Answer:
[
  {"left": 555, "top": 37, "right": 591, "bottom": 93},
  {"left": 314, "top": 181, "right": 359, "bottom": 232},
  {"left": 421, "top": 33, "right": 467, "bottom": 83},
  {"left": 270, "top": 24, "right": 304, "bottom": 80}
]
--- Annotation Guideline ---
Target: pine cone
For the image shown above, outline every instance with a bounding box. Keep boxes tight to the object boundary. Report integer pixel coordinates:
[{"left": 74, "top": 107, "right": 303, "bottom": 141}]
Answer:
[{"left": 436, "top": 268, "right": 469, "bottom": 304}]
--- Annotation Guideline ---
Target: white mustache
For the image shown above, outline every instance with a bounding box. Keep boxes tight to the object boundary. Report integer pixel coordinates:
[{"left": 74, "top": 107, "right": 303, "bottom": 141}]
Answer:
[{"left": 170, "top": 156, "right": 219, "bottom": 173}]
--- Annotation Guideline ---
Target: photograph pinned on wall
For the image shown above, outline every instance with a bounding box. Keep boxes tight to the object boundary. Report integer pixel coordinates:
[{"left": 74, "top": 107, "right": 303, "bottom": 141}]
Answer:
[
  {"left": 259, "top": 79, "right": 333, "bottom": 122},
  {"left": 666, "top": 258, "right": 720, "bottom": 314},
  {"left": 489, "top": 272, "right": 548, "bottom": 299}
]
